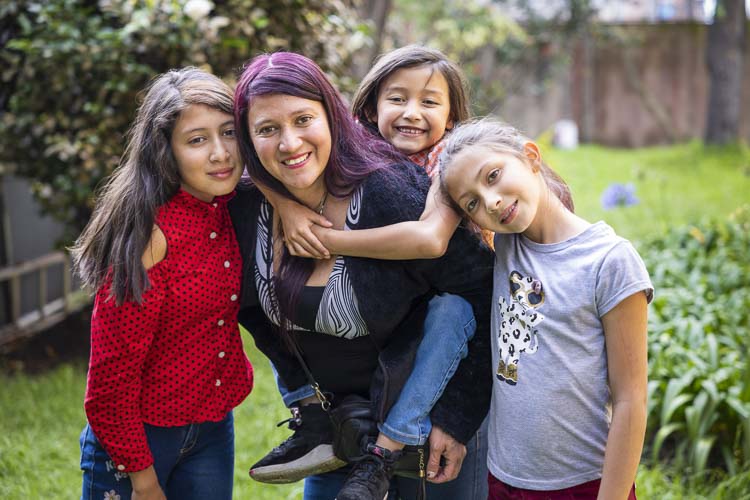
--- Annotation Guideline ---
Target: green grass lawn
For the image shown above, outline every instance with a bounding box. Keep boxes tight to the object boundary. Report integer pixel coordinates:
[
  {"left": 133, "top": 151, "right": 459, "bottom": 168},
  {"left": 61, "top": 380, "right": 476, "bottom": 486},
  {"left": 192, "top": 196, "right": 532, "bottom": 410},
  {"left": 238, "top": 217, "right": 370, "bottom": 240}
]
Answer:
[
  {"left": 3, "top": 350, "right": 748, "bottom": 499},
  {"left": 1, "top": 142, "right": 748, "bottom": 499},
  {"left": 543, "top": 141, "right": 750, "bottom": 243},
  {"left": 0, "top": 346, "right": 300, "bottom": 499}
]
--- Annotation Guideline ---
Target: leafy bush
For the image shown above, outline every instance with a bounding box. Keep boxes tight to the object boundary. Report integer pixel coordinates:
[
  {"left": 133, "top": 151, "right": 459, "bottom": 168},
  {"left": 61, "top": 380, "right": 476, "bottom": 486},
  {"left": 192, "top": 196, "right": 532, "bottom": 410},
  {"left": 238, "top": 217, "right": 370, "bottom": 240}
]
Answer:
[
  {"left": 0, "top": 0, "right": 364, "bottom": 241},
  {"left": 643, "top": 205, "right": 750, "bottom": 475}
]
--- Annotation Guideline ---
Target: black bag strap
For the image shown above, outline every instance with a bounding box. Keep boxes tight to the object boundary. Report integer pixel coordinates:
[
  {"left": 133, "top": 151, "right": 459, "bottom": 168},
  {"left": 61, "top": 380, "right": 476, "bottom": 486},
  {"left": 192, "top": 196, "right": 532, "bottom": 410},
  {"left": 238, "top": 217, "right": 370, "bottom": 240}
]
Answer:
[
  {"left": 289, "top": 332, "right": 428, "bottom": 499},
  {"left": 287, "top": 333, "right": 332, "bottom": 411}
]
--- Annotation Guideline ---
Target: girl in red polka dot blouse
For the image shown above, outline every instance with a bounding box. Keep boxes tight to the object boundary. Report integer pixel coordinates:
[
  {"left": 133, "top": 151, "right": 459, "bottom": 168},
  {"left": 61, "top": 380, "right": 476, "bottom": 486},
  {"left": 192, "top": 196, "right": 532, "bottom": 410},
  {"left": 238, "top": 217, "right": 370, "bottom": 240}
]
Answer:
[{"left": 72, "top": 68, "right": 253, "bottom": 500}]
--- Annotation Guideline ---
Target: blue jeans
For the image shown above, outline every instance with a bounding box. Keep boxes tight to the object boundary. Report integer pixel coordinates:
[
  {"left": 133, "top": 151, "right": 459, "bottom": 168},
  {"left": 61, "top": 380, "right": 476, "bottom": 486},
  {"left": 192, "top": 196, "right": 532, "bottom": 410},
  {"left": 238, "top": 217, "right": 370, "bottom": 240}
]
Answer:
[
  {"left": 303, "top": 417, "right": 489, "bottom": 500},
  {"left": 276, "top": 293, "right": 476, "bottom": 446},
  {"left": 80, "top": 412, "right": 235, "bottom": 500}
]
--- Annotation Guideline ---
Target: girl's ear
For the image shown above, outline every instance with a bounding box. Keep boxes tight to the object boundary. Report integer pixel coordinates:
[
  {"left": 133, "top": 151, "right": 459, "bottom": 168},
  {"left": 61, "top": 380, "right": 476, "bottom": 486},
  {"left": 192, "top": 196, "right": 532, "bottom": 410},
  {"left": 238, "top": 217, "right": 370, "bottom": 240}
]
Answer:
[
  {"left": 523, "top": 142, "right": 542, "bottom": 172},
  {"left": 446, "top": 118, "right": 455, "bottom": 131}
]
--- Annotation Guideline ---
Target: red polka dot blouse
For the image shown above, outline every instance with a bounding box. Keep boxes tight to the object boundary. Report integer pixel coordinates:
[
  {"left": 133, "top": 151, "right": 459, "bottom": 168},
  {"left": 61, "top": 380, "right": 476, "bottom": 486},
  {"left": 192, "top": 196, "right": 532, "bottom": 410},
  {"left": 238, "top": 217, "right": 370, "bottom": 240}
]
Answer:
[{"left": 84, "top": 189, "right": 253, "bottom": 473}]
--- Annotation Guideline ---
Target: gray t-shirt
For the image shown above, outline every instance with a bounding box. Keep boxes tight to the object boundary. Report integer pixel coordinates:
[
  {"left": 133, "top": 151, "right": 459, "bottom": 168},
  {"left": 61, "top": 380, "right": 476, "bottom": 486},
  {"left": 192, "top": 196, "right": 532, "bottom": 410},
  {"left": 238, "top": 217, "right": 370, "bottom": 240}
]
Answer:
[{"left": 488, "top": 221, "right": 653, "bottom": 490}]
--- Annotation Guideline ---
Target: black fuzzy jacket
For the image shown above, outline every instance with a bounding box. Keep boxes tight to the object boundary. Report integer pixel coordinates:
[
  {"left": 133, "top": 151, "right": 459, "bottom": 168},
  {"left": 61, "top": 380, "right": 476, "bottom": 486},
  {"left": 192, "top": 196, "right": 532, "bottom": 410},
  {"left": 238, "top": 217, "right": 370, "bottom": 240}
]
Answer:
[{"left": 229, "top": 161, "right": 494, "bottom": 443}]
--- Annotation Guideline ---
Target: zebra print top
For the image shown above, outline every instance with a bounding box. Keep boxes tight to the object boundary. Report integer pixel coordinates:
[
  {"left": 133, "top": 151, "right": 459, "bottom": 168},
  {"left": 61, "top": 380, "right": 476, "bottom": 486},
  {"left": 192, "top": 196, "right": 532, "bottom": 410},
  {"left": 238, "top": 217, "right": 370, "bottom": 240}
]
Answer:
[{"left": 254, "top": 187, "right": 370, "bottom": 340}]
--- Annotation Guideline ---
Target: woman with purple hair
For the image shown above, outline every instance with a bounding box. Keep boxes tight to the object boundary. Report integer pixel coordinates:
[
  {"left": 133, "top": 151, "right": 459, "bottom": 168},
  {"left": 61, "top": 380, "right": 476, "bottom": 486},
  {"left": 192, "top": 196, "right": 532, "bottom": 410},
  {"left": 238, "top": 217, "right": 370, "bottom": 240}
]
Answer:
[{"left": 229, "top": 52, "right": 492, "bottom": 500}]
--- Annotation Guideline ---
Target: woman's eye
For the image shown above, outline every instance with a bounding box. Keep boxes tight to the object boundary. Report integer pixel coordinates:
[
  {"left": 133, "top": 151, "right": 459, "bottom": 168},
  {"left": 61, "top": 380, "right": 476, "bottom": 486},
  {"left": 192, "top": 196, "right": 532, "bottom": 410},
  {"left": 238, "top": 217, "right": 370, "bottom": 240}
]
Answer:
[
  {"left": 424, "top": 99, "right": 439, "bottom": 106},
  {"left": 466, "top": 199, "right": 477, "bottom": 212},
  {"left": 387, "top": 96, "right": 404, "bottom": 103},
  {"left": 223, "top": 128, "right": 236, "bottom": 138},
  {"left": 297, "top": 115, "right": 313, "bottom": 125},
  {"left": 488, "top": 169, "right": 499, "bottom": 182},
  {"left": 188, "top": 136, "right": 206, "bottom": 145},
  {"left": 257, "top": 126, "right": 276, "bottom": 135}
]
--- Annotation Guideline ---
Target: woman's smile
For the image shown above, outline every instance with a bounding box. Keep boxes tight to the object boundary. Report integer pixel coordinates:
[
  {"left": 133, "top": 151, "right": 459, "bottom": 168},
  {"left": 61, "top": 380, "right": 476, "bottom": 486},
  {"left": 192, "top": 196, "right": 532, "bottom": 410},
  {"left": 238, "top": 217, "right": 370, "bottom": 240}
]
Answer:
[{"left": 282, "top": 152, "right": 311, "bottom": 169}]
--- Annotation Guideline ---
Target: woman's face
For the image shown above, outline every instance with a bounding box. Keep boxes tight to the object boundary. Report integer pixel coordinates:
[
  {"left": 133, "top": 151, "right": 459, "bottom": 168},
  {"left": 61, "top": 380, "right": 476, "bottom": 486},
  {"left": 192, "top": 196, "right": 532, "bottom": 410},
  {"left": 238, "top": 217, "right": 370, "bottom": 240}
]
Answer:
[
  {"left": 171, "top": 104, "right": 240, "bottom": 202},
  {"left": 247, "top": 94, "right": 332, "bottom": 201}
]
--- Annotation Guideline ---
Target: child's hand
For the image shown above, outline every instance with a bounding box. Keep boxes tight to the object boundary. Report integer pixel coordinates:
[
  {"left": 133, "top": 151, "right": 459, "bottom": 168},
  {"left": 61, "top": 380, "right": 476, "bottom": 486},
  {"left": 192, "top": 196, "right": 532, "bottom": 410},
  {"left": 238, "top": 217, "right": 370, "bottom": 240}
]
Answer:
[
  {"left": 277, "top": 198, "right": 333, "bottom": 259},
  {"left": 130, "top": 466, "right": 167, "bottom": 500}
]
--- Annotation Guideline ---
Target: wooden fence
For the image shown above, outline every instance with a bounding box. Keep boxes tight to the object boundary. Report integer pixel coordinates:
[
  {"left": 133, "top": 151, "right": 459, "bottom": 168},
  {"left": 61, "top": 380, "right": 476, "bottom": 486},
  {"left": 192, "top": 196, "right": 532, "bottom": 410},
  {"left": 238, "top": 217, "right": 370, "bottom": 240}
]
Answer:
[{"left": 0, "top": 251, "right": 88, "bottom": 348}]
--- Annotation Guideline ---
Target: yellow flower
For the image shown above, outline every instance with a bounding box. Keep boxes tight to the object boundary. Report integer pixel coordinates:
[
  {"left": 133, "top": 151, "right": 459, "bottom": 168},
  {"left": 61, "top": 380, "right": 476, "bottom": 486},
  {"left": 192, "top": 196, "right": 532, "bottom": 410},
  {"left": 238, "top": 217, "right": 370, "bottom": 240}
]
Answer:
[{"left": 688, "top": 226, "right": 705, "bottom": 244}]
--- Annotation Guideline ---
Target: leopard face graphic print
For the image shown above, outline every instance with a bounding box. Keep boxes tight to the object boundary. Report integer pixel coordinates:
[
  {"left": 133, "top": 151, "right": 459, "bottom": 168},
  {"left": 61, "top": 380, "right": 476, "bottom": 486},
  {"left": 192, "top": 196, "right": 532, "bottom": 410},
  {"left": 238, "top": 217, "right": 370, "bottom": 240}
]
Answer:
[{"left": 496, "top": 270, "right": 545, "bottom": 385}]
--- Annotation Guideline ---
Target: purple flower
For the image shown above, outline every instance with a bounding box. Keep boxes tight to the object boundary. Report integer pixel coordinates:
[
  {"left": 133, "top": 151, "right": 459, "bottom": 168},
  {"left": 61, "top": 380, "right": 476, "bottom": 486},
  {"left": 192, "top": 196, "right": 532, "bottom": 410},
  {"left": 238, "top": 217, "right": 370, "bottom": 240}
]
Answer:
[{"left": 601, "top": 183, "right": 639, "bottom": 210}]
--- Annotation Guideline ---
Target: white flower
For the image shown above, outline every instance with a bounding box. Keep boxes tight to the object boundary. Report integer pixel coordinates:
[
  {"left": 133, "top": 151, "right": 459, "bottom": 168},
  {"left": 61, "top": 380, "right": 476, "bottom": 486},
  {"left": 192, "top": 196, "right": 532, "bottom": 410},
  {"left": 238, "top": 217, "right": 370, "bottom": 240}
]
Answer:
[
  {"left": 209, "top": 16, "right": 230, "bottom": 30},
  {"left": 103, "top": 491, "right": 121, "bottom": 500},
  {"left": 39, "top": 184, "right": 53, "bottom": 199},
  {"left": 184, "top": 0, "right": 214, "bottom": 21}
]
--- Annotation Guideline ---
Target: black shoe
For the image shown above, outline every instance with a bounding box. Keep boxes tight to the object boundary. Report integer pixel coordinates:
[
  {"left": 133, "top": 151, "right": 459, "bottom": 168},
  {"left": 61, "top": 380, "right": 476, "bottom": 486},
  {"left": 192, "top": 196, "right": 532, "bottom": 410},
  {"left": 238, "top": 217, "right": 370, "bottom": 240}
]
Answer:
[
  {"left": 249, "top": 404, "right": 346, "bottom": 484},
  {"left": 335, "top": 443, "right": 403, "bottom": 500}
]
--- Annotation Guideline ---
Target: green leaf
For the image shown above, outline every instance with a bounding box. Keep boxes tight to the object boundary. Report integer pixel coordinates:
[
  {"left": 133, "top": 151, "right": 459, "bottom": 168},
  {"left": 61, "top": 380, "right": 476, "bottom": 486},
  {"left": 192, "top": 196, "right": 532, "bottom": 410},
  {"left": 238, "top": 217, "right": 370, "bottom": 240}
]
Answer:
[
  {"left": 690, "top": 436, "right": 716, "bottom": 474},
  {"left": 651, "top": 422, "right": 685, "bottom": 462},
  {"left": 660, "top": 371, "right": 696, "bottom": 426}
]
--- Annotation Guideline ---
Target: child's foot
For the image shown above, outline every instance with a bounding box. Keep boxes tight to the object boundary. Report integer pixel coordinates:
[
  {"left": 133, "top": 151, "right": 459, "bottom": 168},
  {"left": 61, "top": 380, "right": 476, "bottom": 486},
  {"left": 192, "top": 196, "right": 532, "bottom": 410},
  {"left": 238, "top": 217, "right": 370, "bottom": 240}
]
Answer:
[
  {"left": 335, "top": 443, "right": 403, "bottom": 500},
  {"left": 249, "top": 404, "right": 345, "bottom": 483}
]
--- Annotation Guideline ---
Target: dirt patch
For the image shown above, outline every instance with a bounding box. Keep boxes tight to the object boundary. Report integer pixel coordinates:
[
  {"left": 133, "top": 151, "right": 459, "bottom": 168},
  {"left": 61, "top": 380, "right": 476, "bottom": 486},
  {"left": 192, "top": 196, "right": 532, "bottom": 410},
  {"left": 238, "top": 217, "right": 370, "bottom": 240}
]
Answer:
[{"left": 0, "top": 305, "right": 92, "bottom": 375}]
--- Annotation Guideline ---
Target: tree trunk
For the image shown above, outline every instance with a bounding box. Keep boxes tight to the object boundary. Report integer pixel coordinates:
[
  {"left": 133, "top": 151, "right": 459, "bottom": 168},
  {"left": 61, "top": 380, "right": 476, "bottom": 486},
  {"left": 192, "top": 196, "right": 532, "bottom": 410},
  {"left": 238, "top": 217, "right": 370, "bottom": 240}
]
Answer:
[
  {"left": 705, "top": 0, "right": 747, "bottom": 144},
  {"left": 352, "top": 0, "right": 393, "bottom": 80}
]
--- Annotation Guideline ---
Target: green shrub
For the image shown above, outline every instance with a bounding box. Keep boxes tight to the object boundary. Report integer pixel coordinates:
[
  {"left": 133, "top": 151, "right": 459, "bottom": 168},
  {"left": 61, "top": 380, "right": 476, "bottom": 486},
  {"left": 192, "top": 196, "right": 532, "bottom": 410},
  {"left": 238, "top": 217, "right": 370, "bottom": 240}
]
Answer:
[
  {"left": 0, "top": 0, "right": 365, "bottom": 242},
  {"left": 643, "top": 205, "right": 750, "bottom": 475}
]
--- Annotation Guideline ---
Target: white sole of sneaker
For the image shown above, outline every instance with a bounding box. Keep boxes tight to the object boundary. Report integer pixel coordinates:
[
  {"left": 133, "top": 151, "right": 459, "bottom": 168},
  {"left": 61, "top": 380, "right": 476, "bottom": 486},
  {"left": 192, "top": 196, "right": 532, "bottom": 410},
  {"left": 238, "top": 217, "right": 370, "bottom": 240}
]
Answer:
[
  {"left": 249, "top": 444, "right": 347, "bottom": 484},
  {"left": 333, "top": 492, "right": 388, "bottom": 500}
]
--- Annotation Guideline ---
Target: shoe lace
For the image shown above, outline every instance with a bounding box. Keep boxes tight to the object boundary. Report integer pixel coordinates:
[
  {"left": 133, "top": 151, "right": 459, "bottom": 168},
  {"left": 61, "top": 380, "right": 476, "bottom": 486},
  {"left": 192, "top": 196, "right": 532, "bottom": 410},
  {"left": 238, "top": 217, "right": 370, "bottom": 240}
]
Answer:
[
  {"left": 347, "top": 455, "right": 386, "bottom": 487},
  {"left": 276, "top": 407, "right": 302, "bottom": 430}
]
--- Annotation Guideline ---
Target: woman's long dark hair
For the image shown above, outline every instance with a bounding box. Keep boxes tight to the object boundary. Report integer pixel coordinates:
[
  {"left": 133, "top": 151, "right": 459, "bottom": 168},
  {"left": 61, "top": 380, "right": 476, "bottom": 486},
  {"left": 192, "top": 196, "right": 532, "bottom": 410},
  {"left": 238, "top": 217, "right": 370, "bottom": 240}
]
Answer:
[
  {"left": 234, "top": 52, "right": 402, "bottom": 341},
  {"left": 71, "top": 68, "right": 234, "bottom": 304}
]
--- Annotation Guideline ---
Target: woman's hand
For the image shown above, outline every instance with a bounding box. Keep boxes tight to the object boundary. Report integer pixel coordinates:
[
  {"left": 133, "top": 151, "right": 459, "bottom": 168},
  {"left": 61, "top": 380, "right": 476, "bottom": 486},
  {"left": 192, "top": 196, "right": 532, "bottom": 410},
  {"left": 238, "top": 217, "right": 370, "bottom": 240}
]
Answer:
[
  {"left": 130, "top": 466, "right": 167, "bottom": 500},
  {"left": 426, "top": 426, "right": 467, "bottom": 483},
  {"left": 277, "top": 197, "right": 332, "bottom": 259}
]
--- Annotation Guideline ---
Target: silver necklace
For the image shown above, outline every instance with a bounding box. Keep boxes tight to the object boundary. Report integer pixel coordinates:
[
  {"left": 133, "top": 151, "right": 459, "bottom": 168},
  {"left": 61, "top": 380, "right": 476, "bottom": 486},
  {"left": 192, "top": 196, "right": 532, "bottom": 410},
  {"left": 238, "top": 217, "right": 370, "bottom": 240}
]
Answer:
[{"left": 316, "top": 191, "right": 329, "bottom": 215}]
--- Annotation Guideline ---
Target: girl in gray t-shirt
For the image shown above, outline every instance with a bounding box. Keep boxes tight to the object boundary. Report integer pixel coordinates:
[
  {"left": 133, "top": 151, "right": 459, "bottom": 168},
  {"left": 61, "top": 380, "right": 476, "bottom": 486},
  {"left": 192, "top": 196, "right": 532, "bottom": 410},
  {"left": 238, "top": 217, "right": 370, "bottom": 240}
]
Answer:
[{"left": 438, "top": 118, "right": 653, "bottom": 500}]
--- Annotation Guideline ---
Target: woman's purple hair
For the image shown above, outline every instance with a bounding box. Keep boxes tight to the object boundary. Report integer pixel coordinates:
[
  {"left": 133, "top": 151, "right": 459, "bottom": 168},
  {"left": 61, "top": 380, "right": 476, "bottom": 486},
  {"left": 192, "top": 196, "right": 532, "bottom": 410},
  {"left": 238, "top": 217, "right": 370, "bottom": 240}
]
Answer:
[{"left": 234, "top": 52, "right": 402, "bottom": 342}]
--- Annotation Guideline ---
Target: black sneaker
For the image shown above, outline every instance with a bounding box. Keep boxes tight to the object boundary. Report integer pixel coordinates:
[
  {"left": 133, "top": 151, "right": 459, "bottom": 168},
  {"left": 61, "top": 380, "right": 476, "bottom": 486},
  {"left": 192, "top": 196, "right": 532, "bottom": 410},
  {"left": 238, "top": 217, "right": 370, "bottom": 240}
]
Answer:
[
  {"left": 335, "top": 443, "right": 403, "bottom": 500},
  {"left": 249, "top": 404, "right": 346, "bottom": 484}
]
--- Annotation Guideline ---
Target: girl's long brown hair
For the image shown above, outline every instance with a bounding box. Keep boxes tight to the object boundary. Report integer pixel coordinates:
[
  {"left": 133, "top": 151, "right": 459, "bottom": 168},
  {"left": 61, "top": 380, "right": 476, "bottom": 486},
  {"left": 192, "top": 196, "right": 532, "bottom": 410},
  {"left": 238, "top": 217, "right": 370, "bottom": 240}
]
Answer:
[{"left": 71, "top": 68, "right": 234, "bottom": 304}]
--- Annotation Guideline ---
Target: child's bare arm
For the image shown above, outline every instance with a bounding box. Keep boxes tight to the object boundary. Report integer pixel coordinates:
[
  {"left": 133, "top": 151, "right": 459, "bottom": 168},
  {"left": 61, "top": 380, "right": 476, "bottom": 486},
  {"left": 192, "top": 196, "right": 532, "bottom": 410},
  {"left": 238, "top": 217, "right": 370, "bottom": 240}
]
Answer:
[
  {"left": 255, "top": 182, "right": 333, "bottom": 259},
  {"left": 314, "top": 175, "right": 461, "bottom": 260},
  {"left": 598, "top": 292, "right": 648, "bottom": 500}
]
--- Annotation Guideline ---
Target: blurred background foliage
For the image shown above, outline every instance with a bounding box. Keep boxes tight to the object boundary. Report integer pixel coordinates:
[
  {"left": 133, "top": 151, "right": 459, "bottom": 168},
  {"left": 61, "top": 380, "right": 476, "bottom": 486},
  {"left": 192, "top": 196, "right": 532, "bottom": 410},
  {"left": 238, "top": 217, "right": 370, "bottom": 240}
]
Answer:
[
  {"left": 643, "top": 206, "right": 750, "bottom": 476},
  {"left": 0, "top": 0, "right": 366, "bottom": 241}
]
